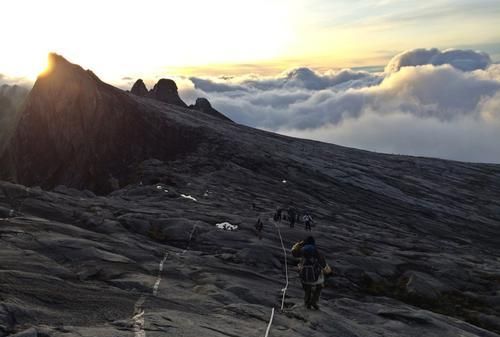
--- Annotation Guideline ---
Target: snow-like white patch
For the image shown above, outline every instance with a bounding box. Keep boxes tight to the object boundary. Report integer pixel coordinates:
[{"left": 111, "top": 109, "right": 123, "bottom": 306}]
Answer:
[
  {"left": 282, "top": 180, "right": 287, "bottom": 184},
  {"left": 132, "top": 296, "right": 146, "bottom": 337},
  {"left": 153, "top": 253, "right": 169, "bottom": 296},
  {"left": 132, "top": 309, "right": 146, "bottom": 337},
  {"left": 181, "top": 194, "right": 197, "bottom": 202},
  {"left": 216, "top": 222, "right": 239, "bottom": 231},
  {"left": 156, "top": 185, "right": 168, "bottom": 192}
]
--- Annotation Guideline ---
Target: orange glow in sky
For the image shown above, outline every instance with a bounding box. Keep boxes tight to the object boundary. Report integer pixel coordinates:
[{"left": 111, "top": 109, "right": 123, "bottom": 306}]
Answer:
[{"left": 1, "top": 0, "right": 499, "bottom": 81}]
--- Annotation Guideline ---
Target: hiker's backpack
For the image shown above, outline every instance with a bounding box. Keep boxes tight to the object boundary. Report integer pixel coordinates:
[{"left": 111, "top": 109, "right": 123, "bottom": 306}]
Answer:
[{"left": 300, "top": 244, "right": 322, "bottom": 283}]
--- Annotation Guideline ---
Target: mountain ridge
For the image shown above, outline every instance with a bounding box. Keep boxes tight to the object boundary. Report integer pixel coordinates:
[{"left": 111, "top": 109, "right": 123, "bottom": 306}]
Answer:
[{"left": 0, "top": 54, "right": 237, "bottom": 193}]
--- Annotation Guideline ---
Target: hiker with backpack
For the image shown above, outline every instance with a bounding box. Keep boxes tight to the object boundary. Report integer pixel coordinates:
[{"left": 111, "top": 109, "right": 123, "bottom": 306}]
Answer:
[
  {"left": 302, "top": 213, "right": 313, "bottom": 231},
  {"left": 291, "top": 236, "right": 332, "bottom": 310}
]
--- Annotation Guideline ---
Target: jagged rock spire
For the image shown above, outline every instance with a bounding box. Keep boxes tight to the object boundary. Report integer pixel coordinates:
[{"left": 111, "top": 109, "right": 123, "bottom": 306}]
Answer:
[{"left": 131, "top": 79, "right": 148, "bottom": 96}]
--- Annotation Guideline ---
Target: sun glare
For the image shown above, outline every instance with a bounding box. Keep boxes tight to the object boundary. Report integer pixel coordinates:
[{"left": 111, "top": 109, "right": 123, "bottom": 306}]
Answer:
[
  {"left": 37, "top": 55, "right": 53, "bottom": 77},
  {"left": 1, "top": 49, "right": 50, "bottom": 81},
  {"left": 0, "top": 0, "right": 299, "bottom": 83}
]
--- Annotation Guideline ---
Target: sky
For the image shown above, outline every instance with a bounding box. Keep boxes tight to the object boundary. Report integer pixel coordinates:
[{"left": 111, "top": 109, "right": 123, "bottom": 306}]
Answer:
[
  {"left": 2, "top": 0, "right": 500, "bottom": 163},
  {"left": 1, "top": 0, "right": 500, "bottom": 80}
]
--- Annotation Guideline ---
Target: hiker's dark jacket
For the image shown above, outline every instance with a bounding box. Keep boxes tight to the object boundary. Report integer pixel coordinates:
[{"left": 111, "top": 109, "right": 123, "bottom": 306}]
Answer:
[{"left": 291, "top": 241, "right": 327, "bottom": 285}]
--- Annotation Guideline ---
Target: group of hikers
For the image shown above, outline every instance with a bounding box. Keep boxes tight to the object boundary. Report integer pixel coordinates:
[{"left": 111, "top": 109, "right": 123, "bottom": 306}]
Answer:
[
  {"left": 274, "top": 207, "right": 314, "bottom": 230},
  {"left": 254, "top": 208, "right": 314, "bottom": 239},
  {"left": 256, "top": 207, "right": 314, "bottom": 233},
  {"left": 253, "top": 206, "right": 331, "bottom": 310}
]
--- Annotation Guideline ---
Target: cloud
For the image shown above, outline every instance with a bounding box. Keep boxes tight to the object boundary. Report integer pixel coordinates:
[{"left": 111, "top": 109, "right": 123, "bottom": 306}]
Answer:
[
  {"left": 178, "top": 48, "right": 500, "bottom": 163},
  {"left": 189, "top": 77, "right": 248, "bottom": 92},
  {"left": 280, "top": 108, "right": 500, "bottom": 164},
  {"left": 385, "top": 48, "right": 492, "bottom": 72},
  {"left": 190, "top": 67, "right": 382, "bottom": 92},
  {"left": 0, "top": 73, "right": 33, "bottom": 88}
]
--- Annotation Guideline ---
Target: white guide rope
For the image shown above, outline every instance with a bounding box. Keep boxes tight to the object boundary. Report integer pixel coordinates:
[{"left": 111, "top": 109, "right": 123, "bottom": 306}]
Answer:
[
  {"left": 264, "top": 221, "right": 290, "bottom": 336},
  {"left": 274, "top": 221, "right": 289, "bottom": 311},
  {"left": 264, "top": 307, "right": 275, "bottom": 337},
  {"left": 132, "top": 223, "right": 197, "bottom": 337}
]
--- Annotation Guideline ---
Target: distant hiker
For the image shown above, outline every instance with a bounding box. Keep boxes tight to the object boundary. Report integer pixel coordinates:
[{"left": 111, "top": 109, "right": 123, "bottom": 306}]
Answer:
[
  {"left": 288, "top": 207, "right": 296, "bottom": 228},
  {"left": 255, "top": 217, "right": 264, "bottom": 240},
  {"left": 274, "top": 208, "right": 282, "bottom": 222},
  {"left": 291, "top": 236, "right": 332, "bottom": 310},
  {"left": 303, "top": 214, "right": 313, "bottom": 231}
]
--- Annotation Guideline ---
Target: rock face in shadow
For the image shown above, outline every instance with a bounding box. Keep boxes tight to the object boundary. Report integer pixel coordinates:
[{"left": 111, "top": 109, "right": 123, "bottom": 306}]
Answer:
[
  {"left": 0, "top": 55, "right": 500, "bottom": 337},
  {"left": 130, "top": 79, "right": 148, "bottom": 96},
  {"left": 0, "top": 84, "right": 29, "bottom": 156},
  {"left": 190, "top": 97, "right": 233, "bottom": 122},
  {"left": 0, "top": 54, "right": 204, "bottom": 193},
  {"left": 148, "top": 79, "right": 187, "bottom": 107}
]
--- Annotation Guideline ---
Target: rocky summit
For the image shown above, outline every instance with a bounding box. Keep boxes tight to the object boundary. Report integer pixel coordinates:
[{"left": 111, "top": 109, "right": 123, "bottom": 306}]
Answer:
[
  {"left": 130, "top": 78, "right": 187, "bottom": 108},
  {"left": 129, "top": 79, "right": 230, "bottom": 122},
  {"left": 130, "top": 79, "right": 148, "bottom": 97},
  {"left": 0, "top": 54, "right": 499, "bottom": 337},
  {"left": 189, "top": 97, "right": 233, "bottom": 122}
]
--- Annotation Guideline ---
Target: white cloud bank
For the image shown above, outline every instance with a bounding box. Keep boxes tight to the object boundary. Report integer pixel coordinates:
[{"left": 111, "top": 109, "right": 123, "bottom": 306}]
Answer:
[
  {"left": 385, "top": 48, "right": 492, "bottom": 73},
  {"left": 179, "top": 48, "right": 500, "bottom": 163}
]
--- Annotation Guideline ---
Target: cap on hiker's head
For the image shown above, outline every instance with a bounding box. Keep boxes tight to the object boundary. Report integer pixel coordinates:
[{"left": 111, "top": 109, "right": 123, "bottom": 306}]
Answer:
[{"left": 305, "top": 236, "right": 315, "bottom": 245}]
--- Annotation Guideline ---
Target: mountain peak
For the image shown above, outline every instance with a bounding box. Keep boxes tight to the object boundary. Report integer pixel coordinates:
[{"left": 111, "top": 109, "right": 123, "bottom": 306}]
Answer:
[
  {"left": 131, "top": 79, "right": 148, "bottom": 96},
  {"left": 47, "top": 52, "right": 69, "bottom": 67},
  {"left": 42, "top": 53, "right": 81, "bottom": 77},
  {"left": 1, "top": 55, "right": 203, "bottom": 193},
  {"left": 190, "top": 97, "right": 233, "bottom": 122},
  {"left": 149, "top": 79, "right": 187, "bottom": 107},
  {"left": 129, "top": 78, "right": 188, "bottom": 108}
]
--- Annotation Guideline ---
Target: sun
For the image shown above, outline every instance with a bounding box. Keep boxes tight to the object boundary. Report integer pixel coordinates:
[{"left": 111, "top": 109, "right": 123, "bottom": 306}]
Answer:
[
  {"left": 37, "top": 54, "right": 54, "bottom": 77},
  {"left": 0, "top": 49, "right": 50, "bottom": 81}
]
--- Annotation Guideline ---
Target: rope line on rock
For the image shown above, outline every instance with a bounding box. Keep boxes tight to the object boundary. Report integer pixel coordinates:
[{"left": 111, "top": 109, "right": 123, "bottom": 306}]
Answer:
[
  {"left": 153, "top": 253, "right": 169, "bottom": 296},
  {"left": 264, "top": 307, "right": 275, "bottom": 337},
  {"left": 132, "top": 223, "right": 198, "bottom": 337},
  {"left": 263, "top": 220, "right": 290, "bottom": 336},
  {"left": 273, "top": 221, "right": 289, "bottom": 311}
]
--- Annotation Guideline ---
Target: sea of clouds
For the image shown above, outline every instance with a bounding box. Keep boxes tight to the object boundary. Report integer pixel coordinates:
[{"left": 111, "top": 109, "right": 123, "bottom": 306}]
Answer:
[{"left": 178, "top": 48, "right": 500, "bottom": 163}]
